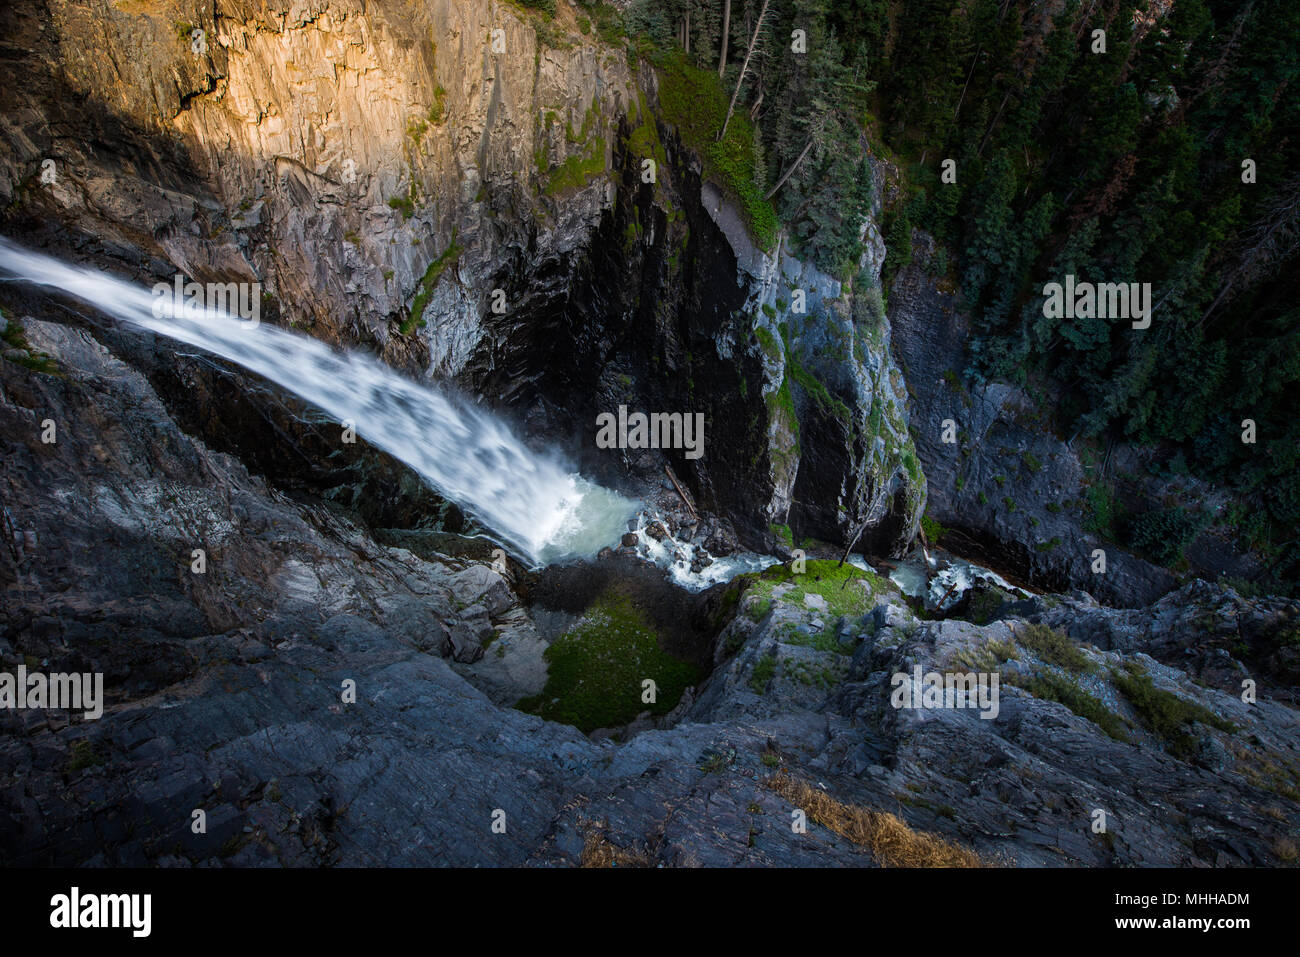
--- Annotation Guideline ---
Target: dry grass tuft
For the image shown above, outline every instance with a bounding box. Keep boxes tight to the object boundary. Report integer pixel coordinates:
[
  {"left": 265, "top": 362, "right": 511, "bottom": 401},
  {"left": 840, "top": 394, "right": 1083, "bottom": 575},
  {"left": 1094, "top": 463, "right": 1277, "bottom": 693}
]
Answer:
[
  {"left": 1273, "top": 836, "right": 1298, "bottom": 864},
  {"left": 579, "top": 826, "right": 656, "bottom": 868},
  {"left": 764, "top": 772, "right": 985, "bottom": 868}
]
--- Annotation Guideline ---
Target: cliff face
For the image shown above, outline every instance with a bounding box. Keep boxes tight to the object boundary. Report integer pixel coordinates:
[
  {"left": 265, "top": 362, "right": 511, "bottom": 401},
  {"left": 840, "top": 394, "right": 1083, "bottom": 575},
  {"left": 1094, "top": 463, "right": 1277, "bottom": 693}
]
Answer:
[
  {"left": 0, "top": 0, "right": 921, "bottom": 556},
  {"left": 3, "top": 2, "right": 1298, "bottom": 873},
  {"left": 3, "top": 0, "right": 634, "bottom": 360}
]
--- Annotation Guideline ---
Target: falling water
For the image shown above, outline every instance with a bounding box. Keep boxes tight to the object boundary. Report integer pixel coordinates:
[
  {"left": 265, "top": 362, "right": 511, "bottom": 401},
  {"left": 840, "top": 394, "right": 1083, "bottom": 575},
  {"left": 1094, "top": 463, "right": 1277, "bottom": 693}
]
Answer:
[{"left": 0, "top": 239, "right": 636, "bottom": 565}]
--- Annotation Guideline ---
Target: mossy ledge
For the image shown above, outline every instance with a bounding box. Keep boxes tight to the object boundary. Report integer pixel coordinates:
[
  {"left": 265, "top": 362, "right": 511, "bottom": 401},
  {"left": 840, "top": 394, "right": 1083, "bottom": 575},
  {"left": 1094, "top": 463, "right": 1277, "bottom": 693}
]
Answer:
[{"left": 517, "top": 589, "right": 699, "bottom": 733}]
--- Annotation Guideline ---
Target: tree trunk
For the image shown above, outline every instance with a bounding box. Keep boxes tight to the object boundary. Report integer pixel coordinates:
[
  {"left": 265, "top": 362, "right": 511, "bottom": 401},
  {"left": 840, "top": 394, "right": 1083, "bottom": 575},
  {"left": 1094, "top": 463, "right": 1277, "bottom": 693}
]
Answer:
[
  {"left": 718, "top": 0, "right": 731, "bottom": 77},
  {"left": 718, "top": 0, "right": 770, "bottom": 142},
  {"left": 764, "top": 134, "right": 815, "bottom": 200}
]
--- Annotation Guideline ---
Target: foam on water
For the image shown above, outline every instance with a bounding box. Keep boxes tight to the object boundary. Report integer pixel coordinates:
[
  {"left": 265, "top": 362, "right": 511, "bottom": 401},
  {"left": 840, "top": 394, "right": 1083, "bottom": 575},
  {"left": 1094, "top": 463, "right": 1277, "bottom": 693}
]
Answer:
[
  {"left": 629, "top": 512, "right": 780, "bottom": 590},
  {"left": 876, "top": 549, "right": 1030, "bottom": 609},
  {"left": 0, "top": 239, "right": 636, "bottom": 566}
]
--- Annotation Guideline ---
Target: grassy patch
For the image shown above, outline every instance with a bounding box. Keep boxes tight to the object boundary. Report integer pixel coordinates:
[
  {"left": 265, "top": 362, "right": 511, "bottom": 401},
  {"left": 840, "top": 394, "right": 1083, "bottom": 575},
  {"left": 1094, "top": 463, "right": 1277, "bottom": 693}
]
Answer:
[
  {"left": 1082, "top": 481, "right": 1119, "bottom": 539},
  {"left": 950, "top": 637, "right": 1019, "bottom": 672},
  {"left": 579, "top": 826, "right": 654, "bottom": 867},
  {"left": 517, "top": 591, "right": 698, "bottom": 732},
  {"left": 1, "top": 316, "right": 59, "bottom": 374},
  {"left": 67, "top": 740, "right": 103, "bottom": 773},
  {"left": 765, "top": 772, "right": 983, "bottom": 867},
  {"left": 1016, "top": 623, "right": 1093, "bottom": 673},
  {"left": 778, "top": 622, "right": 848, "bottom": 656},
  {"left": 1111, "top": 662, "right": 1235, "bottom": 759},
  {"left": 506, "top": 0, "right": 555, "bottom": 16},
  {"left": 1004, "top": 670, "right": 1131, "bottom": 741},
  {"left": 427, "top": 85, "right": 448, "bottom": 125},
  {"left": 749, "top": 652, "right": 779, "bottom": 692},
  {"left": 745, "top": 596, "right": 774, "bottom": 623}
]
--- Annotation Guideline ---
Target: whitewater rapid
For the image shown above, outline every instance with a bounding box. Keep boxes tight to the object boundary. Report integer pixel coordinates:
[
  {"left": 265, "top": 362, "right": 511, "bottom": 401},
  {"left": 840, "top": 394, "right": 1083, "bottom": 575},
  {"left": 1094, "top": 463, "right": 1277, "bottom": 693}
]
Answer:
[{"left": 0, "top": 239, "right": 636, "bottom": 565}]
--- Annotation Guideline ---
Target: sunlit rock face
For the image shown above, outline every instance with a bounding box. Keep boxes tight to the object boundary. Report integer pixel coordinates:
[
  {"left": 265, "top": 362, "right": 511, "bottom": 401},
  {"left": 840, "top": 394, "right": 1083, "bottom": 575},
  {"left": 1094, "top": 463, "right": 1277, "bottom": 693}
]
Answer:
[{"left": 2, "top": 0, "right": 636, "bottom": 362}]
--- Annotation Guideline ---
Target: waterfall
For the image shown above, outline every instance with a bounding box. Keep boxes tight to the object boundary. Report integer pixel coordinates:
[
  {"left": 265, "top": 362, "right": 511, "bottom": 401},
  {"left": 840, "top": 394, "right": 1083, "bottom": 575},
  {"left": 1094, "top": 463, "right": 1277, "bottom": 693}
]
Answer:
[{"left": 0, "top": 239, "right": 636, "bottom": 565}]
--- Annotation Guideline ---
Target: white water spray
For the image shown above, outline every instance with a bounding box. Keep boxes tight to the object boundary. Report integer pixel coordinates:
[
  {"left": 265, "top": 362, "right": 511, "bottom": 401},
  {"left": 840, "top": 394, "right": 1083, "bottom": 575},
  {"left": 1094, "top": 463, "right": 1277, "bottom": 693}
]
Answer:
[{"left": 0, "top": 239, "right": 636, "bottom": 565}]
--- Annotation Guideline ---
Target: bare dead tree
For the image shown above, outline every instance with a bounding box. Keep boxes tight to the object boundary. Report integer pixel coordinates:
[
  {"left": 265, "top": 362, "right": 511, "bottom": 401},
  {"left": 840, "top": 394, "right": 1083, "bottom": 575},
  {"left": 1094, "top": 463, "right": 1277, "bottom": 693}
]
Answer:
[
  {"left": 718, "top": 0, "right": 771, "bottom": 142},
  {"left": 718, "top": 0, "right": 731, "bottom": 77},
  {"left": 1199, "top": 172, "right": 1300, "bottom": 326},
  {"left": 764, "top": 109, "right": 832, "bottom": 200}
]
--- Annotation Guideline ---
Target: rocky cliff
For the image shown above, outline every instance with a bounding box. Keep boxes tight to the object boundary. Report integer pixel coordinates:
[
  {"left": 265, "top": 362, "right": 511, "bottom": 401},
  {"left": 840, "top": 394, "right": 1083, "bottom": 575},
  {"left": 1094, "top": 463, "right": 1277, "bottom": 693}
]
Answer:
[
  {"left": 889, "top": 232, "right": 1264, "bottom": 608},
  {"left": 2, "top": 0, "right": 1297, "bottom": 870},
  {"left": 0, "top": 0, "right": 921, "bottom": 556},
  {"left": 2, "top": 315, "right": 1297, "bottom": 866}
]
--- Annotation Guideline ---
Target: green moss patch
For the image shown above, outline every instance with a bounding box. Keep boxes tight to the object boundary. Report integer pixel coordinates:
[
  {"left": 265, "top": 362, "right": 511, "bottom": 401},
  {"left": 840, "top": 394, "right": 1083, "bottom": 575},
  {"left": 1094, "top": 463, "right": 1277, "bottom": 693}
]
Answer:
[
  {"left": 537, "top": 100, "right": 608, "bottom": 197},
  {"left": 787, "top": 353, "right": 853, "bottom": 425},
  {"left": 654, "top": 53, "right": 778, "bottom": 250},
  {"left": 626, "top": 91, "right": 667, "bottom": 169},
  {"left": 740, "top": 559, "right": 892, "bottom": 623},
  {"left": 517, "top": 591, "right": 698, "bottom": 732},
  {"left": 402, "top": 237, "right": 463, "bottom": 335}
]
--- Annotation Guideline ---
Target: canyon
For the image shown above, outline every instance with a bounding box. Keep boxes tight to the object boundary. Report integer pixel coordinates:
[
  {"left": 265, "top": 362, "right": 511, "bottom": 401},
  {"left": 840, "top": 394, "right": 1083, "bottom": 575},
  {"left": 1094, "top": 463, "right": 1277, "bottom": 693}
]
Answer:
[{"left": 0, "top": 0, "right": 1297, "bottom": 867}]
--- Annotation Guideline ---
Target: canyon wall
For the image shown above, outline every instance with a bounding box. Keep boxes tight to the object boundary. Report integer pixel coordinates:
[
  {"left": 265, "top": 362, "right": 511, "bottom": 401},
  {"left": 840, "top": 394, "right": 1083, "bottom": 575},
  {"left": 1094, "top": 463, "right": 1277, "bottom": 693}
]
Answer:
[{"left": 0, "top": 0, "right": 922, "bottom": 557}]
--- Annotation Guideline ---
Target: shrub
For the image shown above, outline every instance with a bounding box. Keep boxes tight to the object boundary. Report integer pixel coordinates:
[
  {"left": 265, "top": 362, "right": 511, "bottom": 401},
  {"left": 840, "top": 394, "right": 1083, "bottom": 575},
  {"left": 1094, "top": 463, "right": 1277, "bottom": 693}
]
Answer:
[
  {"left": 1111, "top": 662, "right": 1235, "bottom": 759},
  {"left": 1125, "top": 507, "right": 1205, "bottom": 568}
]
